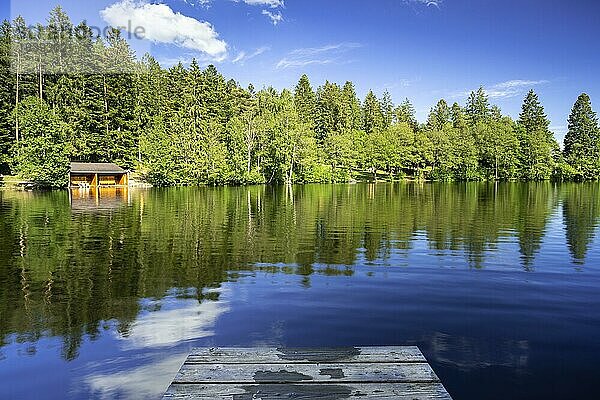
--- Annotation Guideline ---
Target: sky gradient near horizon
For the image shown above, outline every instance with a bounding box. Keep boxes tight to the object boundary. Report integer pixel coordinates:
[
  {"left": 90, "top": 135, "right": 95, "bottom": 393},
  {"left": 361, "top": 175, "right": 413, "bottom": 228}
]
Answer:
[{"left": 5, "top": 0, "right": 600, "bottom": 142}]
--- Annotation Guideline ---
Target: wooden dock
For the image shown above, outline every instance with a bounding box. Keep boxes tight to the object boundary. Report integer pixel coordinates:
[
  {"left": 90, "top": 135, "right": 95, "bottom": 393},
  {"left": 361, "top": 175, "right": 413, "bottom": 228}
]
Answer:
[{"left": 163, "top": 347, "right": 452, "bottom": 399}]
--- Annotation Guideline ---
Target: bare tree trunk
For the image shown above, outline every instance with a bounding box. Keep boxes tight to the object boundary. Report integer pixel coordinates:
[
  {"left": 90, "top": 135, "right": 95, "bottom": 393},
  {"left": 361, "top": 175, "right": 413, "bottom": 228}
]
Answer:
[
  {"left": 495, "top": 155, "right": 499, "bottom": 181},
  {"left": 38, "top": 54, "right": 43, "bottom": 100},
  {"left": 287, "top": 142, "right": 297, "bottom": 184},
  {"left": 287, "top": 158, "right": 294, "bottom": 184},
  {"left": 103, "top": 76, "right": 109, "bottom": 136},
  {"left": 15, "top": 52, "right": 20, "bottom": 143},
  {"left": 247, "top": 147, "right": 251, "bottom": 175}
]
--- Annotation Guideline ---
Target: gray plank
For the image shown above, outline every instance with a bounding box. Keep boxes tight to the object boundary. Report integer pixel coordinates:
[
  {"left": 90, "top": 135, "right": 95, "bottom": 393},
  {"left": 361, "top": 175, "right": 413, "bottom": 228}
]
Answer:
[
  {"left": 187, "top": 346, "right": 425, "bottom": 364},
  {"left": 173, "top": 362, "right": 440, "bottom": 384},
  {"left": 163, "top": 382, "right": 452, "bottom": 399}
]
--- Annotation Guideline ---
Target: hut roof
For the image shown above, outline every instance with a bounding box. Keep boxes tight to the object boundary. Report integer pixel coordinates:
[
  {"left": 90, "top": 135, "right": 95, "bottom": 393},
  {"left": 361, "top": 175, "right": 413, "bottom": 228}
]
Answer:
[{"left": 70, "top": 162, "right": 127, "bottom": 174}]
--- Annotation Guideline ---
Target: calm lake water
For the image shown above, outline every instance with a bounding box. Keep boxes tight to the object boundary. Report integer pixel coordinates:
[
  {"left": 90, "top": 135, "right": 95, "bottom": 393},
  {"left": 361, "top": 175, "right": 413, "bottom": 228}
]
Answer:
[{"left": 1, "top": 183, "right": 599, "bottom": 399}]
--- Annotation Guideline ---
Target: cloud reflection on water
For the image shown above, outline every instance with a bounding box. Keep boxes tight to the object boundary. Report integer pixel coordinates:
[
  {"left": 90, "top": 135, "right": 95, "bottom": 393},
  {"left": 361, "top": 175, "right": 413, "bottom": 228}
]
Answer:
[
  {"left": 84, "top": 353, "right": 187, "bottom": 400},
  {"left": 116, "top": 292, "right": 229, "bottom": 350},
  {"left": 83, "top": 289, "right": 229, "bottom": 399}
]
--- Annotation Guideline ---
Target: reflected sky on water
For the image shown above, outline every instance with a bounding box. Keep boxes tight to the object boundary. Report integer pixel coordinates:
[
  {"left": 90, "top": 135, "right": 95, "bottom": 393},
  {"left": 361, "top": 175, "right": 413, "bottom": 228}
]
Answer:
[{"left": 0, "top": 183, "right": 599, "bottom": 399}]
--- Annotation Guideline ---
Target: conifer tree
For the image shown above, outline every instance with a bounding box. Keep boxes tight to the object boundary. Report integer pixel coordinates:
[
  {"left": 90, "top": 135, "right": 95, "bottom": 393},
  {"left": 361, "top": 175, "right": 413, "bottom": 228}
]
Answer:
[
  {"left": 466, "top": 87, "right": 491, "bottom": 126},
  {"left": 315, "top": 81, "right": 342, "bottom": 141},
  {"left": 0, "top": 20, "right": 14, "bottom": 172},
  {"left": 381, "top": 90, "right": 394, "bottom": 129},
  {"left": 393, "top": 98, "right": 418, "bottom": 132},
  {"left": 46, "top": 6, "right": 73, "bottom": 74},
  {"left": 516, "top": 90, "right": 556, "bottom": 180},
  {"left": 426, "top": 99, "right": 451, "bottom": 131},
  {"left": 2, "top": 8, "right": 596, "bottom": 186},
  {"left": 451, "top": 102, "right": 467, "bottom": 131},
  {"left": 101, "top": 28, "right": 137, "bottom": 166},
  {"left": 362, "top": 90, "right": 383, "bottom": 134},
  {"left": 339, "top": 81, "right": 362, "bottom": 132},
  {"left": 563, "top": 93, "right": 600, "bottom": 180},
  {"left": 294, "top": 74, "right": 316, "bottom": 126}
]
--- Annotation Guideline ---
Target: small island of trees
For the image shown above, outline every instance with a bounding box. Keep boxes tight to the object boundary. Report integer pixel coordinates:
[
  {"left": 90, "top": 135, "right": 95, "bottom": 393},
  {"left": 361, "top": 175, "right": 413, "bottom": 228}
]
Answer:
[{"left": 1, "top": 8, "right": 599, "bottom": 188}]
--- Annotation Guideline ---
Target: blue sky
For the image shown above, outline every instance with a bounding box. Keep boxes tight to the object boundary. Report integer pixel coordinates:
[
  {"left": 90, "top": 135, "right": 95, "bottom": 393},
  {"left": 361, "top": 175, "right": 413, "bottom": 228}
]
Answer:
[{"left": 5, "top": 0, "right": 600, "bottom": 142}]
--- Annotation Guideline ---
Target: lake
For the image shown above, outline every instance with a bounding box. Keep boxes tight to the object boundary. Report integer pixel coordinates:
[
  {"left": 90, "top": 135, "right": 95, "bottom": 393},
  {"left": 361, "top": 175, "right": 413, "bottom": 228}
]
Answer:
[{"left": 1, "top": 183, "right": 599, "bottom": 399}]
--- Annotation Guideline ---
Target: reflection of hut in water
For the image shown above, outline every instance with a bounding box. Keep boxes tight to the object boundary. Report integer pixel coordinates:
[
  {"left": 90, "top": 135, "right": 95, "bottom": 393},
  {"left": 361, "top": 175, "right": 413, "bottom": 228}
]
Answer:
[
  {"left": 69, "top": 162, "right": 129, "bottom": 188},
  {"left": 69, "top": 186, "right": 130, "bottom": 212}
]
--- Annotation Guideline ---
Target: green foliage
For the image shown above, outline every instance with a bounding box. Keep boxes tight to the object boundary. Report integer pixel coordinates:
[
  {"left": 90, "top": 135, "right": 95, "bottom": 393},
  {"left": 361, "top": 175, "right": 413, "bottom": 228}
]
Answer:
[
  {"left": 362, "top": 90, "right": 384, "bottom": 134},
  {"left": 294, "top": 74, "right": 316, "bottom": 126},
  {"left": 314, "top": 81, "right": 342, "bottom": 141},
  {"left": 516, "top": 90, "right": 557, "bottom": 180},
  {"left": 339, "top": 81, "right": 362, "bottom": 132},
  {"left": 394, "top": 98, "right": 419, "bottom": 132},
  {"left": 426, "top": 99, "right": 451, "bottom": 131},
  {"left": 11, "top": 97, "right": 69, "bottom": 187},
  {"left": 381, "top": 90, "right": 394, "bottom": 129},
  {"left": 563, "top": 93, "right": 600, "bottom": 180},
  {"left": 451, "top": 102, "right": 467, "bottom": 131},
  {"left": 466, "top": 87, "right": 491, "bottom": 126},
  {"left": 0, "top": 20, "right": 13, "bottom": 173},
  {"left": 323, "top": 130, "right": 358, "bottom": 179},
  {"left": 0, "top": 9, "right": 597, "bottom": 187},
  {"left": 472, "top": 118, "right": 519, "bottom": 180}
]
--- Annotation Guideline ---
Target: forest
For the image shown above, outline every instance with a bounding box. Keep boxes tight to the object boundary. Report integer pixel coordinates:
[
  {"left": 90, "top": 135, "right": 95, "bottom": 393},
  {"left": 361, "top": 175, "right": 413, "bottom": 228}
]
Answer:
[{"left": 1, "top": 7, "right": 600, "bottom": 188}]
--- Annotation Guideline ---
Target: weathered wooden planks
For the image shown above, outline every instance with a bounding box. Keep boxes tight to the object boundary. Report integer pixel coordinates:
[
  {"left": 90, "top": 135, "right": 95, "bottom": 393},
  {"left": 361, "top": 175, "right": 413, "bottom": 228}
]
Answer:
[
  {"left": 163, "top": 347, "right": 453, "bottom": 399},
  {"left": 186, "top": 346, "right": 426, "bottom": 364},
  {"left": 163, "top": 383, "right": 453, "bottom": 399},
  {"left": 174, "top": 362, "right": 439, "bottom": 384}
]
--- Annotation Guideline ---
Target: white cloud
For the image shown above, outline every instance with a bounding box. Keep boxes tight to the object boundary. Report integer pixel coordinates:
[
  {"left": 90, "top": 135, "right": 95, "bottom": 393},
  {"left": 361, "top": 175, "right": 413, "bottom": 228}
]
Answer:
[
  {"left": 198, "top": 0, "right": 285, "bottom": 24},
  {"left": 101, "top": 0, "right": 227, "bottom": 61},
  {"left": 243, "top": 0, "right": 284, "bottom": 7},
  {"left": 487, "top": 80, "right": 549, "bottom": 99},
  {"left": 277, "top": 58, "right": 335, "bottom": 69},
  {"left": 379, "top": 78, "right": 420, "bottom": 92},
  {"left": 231, "top": 52, "right": 246, "bottom": 63},
  {"left": 232, "top": 46, "right": 270, "bottom": 64},
  {"left": 262, "top": 9, "right": 284, "bottom": 25},
  {"left": 276, "top": 42, "right": 362, "bottom": 69},
  {"left": 232, "top": 52, "right": 246, "bottom": 63},
  {"left": 200, "top": 0, "right": 285, "bottom": 8},
  {"left": 494, "top": 79, "right": 549, "bottom": 89},
  {"left": 405, "top": 0, "right": 444, "bottom": 8},
  {"left": 233, "top": 0, "right": 285, "bottom": 24},
  {"left": 181, "top": 0, "right": 212, "bottom": 7},
  {"left": 452, "top": 79, "right": 549, "bottom": 100}
]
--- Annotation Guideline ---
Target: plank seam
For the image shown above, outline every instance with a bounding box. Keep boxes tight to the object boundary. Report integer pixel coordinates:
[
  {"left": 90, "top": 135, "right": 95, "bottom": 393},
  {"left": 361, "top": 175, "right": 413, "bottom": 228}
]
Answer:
[
  {"left": 170, "top": 380, "right": 441, "bottom": 385},
  {"left": 183, "top": 360, "right": 427, "bottom": 365}
]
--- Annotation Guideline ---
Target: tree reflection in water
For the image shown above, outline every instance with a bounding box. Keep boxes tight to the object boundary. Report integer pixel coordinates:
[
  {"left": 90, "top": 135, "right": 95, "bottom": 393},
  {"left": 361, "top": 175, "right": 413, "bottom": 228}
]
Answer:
[{"left": 0, "top": 182, "right": 598, "bottom": 360}]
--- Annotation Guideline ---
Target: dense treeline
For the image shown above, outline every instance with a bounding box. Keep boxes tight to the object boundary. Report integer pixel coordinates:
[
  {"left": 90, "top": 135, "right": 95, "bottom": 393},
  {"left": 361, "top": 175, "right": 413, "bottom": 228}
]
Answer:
[{"left": 1, "top": 8, "right": 600, "bottom": 187}]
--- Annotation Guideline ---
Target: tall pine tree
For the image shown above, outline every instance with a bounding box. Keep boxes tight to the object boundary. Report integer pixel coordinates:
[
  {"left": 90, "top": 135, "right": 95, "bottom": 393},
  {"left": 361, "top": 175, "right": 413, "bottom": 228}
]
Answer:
[
  {"left": 394, "top": 98, "right": 418, "bottom": 131},
  {"left": 293, "top": 74, "right": 316, "bottom": 126},
  {"left": 465, "top": 87, "right": 491, "bottom": 126},
  {"left": 563, "top": 93, "right": 600, "bottom": 180},
  {"left": 516, "top": 90, "right": 557, "bottom": 180},
  {"left": 362, "top": 90, "right": 383, "bottom": 134}
]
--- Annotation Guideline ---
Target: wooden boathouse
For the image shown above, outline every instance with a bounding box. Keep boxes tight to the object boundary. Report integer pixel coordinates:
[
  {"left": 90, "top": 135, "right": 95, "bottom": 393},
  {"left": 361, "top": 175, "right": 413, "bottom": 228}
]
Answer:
[
  {"left": 69, "top": 162, "right": 129, "bottom": 188},
  {"left": 163, "top": 347, "right": 452, "bottom": 399}
]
